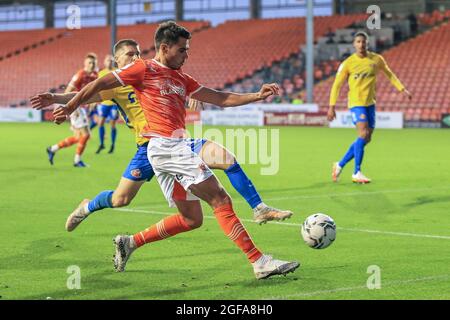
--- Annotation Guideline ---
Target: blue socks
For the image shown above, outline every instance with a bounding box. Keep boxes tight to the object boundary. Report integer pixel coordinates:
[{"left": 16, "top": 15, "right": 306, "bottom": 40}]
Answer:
[
  {"left": 339, "top": 137, "right": 367, "bottom": 174},
  {"left": 225, "top": 162, "right": 262, "bottom": 209},
  {"left": 99, "top": 127, "right": 116, "bottom": 147},
  {"left": 339, "top": 141, "right": 355, "bottom": 168},
  {"left": 87, "top": 190, "right": 114, "bottom": 213},
  {"left": 111, "top": 127, "right": 117, "bottom": 147},
  {"left": 354, "top": 137, "right": 366, "bottom": 174},
  {"left": 99, "top": 126, "right": 105, "bottom": 146}
]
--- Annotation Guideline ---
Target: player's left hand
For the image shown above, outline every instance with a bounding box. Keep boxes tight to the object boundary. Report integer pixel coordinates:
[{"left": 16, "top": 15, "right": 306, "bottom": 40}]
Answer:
[
  {"left": 53, "top": 105, "right": 70, "bottom": 125},
  {"left": 29, "top": 93, "right": 54, "bottom": 110},
  {"left": 402, "top": 89, "right": 412, "bottom": 100},
  {"left": 258, "top": 83, "right": 280, "bottom": 100}
]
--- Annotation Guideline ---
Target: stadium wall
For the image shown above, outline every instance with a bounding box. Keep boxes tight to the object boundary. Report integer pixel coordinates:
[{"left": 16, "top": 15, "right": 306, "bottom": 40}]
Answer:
[
  {"left": 343, "top": 0, "right": 426, "bottom": 14},
  {"left": 2, "top": 106, "right": 447, "bottom": 129}
]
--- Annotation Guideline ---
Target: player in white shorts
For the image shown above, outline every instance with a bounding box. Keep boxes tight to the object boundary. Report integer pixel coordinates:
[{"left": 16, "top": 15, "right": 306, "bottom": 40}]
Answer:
[
  {"left": 46, "top": 106, "right": 91, "bottom": 167},
  {"left": 46, "top": 53, "right": 97, "bottom": 167},
  {"left": 55, "top": 22, "right": 300, "bottom": 280}
]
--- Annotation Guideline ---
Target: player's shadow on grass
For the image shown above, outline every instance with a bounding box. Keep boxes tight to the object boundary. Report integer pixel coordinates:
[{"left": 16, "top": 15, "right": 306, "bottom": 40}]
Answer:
[
  {"left": 98, "top": 270, "right": 300, "bottom": 300},
  {"left": 0, "top": 236, "right": 118, "bottom": 272},
  {"left": 404, "top": 195, "right": 450, "bottom": 208},
  {"left": 6, "top": 236, "right": 300, "bottom": 299},
  {"left": 254, "top": 182, "right": 332, "bottom": 195},
  {"left": 18, "top": 260, "right": 299, "bottom": 300}
]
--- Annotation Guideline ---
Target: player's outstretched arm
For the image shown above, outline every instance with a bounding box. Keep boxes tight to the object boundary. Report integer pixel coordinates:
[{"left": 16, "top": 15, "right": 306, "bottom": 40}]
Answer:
[
  {"left": 53, "top": 73, "right": 121, "bottom": 124},
  {"left": 30, "top": 92, "right": 103, "bottom": 110},
  {"left": 191, "top": 83, "right": 280, "bottom": 108}
]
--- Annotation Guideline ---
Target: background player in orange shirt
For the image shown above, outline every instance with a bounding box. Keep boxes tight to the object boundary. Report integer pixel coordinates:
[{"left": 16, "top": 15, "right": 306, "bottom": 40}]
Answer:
[{"left": 46, "top": 53, "right": 98, "bottom": 167}]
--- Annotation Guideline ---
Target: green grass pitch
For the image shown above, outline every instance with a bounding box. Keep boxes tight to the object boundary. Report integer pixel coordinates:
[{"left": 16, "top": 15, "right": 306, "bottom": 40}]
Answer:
[{"left": 0, "top": 122, "right": 449, "bottom": 300}]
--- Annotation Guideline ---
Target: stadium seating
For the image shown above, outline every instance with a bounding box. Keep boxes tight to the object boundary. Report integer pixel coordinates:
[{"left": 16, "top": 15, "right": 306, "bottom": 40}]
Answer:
[
  {"left": 182, "top": 14, "right": 367, "bottom": 89},
  {"left": 0, "top": 28, "right": 64, "bottom": 60},
  {"left": 418, "top": 9, "right": 450, "bottom": 27},
  {"left": 0, "top": 21, "right": 209, "bottom": 107},
  {"left": 312, "top": 21, "right": 450, "bottom": 116}
]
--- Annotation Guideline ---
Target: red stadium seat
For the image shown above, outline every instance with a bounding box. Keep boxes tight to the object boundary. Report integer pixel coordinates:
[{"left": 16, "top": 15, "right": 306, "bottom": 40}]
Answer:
[{"left": 0, "top": 21, "right": 209, "bottom": 106}]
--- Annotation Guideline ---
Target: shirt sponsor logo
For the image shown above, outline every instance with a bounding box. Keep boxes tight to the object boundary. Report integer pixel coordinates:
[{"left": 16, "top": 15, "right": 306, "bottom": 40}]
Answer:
[{"left": 160, "top": 79, "right": 186, "bottom": 97}]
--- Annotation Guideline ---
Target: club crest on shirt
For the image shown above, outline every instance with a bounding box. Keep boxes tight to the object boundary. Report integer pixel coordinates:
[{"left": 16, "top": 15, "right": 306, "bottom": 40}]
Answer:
[
  {"left": 131, "top": 169, "right": 142, "bottom": 178},
  {"left": 160, "top": 79, "right": 186, "bottom": 97}
]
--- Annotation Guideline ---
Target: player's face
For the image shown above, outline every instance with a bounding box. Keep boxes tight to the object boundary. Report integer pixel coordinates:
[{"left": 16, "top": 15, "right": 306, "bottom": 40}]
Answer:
[
  {"left": 353, "top": 36, "right": 367, "bottom": 54},
  {"left": 164, "top": 38, "right": 189, "bottom": 70},
  {"left": 104, "top": 55, "right": 114, "bottom": 69},
  {"left": 84, "top": 57, "right": 97, "bottom": 72},
  {"left": 115, "top": 45, "right": 141, "bottom": 68}
]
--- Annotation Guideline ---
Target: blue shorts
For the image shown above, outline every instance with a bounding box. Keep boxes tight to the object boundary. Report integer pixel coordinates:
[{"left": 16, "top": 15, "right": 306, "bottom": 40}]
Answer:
[
  {"left": 122, "top": 139, "right": 207, "bottom": 182},
  {"left": 350, "top": 105, "right": 376, "bottom": 128},
  {"left": 89, "top": 108, "right": 98, "bottom": 117},
  {"left": 123, "top": 143, "right": 155, "bottom": 182},
  {"left": 97, "top": 104, "right": 119, "bottom": 121}
]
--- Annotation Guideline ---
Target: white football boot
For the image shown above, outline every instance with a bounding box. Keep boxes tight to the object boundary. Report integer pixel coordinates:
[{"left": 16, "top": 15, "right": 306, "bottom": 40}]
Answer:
[
  {"left": 252, "top": 254, "right": 300, "bottom": 280},
  {"left": 113, "top": 235, "right": 136, "bottom": 272},
  {"left": 253, "top": 203, "right": 293, "bottom": 225},
  {"left": 332, "top": 162, "right": 342, "bottom": 182},
  {"left": 352, "top": 171, "right": 371, "bottom": 184},
  {"left": 65, "top": 199, "right": 90, "bottom": 232}
]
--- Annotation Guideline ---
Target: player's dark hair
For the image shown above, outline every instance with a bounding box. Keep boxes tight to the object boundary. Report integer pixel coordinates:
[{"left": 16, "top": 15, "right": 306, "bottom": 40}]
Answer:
[
  {"left": 354, "top": 31, "right": 369, "bottom": 41},
  {"left": 155, "top": 21, "right": 191, "bottom": 50},
  {"left": 113, "top": 39, "right": 139, "bottom": 55},
  {"left": 85, "top": 52, "right": 97, "bottom": 60}
]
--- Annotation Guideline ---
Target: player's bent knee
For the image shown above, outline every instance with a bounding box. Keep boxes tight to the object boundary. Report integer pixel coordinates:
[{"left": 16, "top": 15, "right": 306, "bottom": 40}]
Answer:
[
  {"left": 210, "top": 189, "right": 232, "bottom": 208},
  {"left": 223, "top": 156, "right": 237, "bottom": 170},
  {"left": 111, "top": 195, "right": 131, "bottom": 208},
  {"left": 184, "top": 216, "right": 203, "bottom": 229},
  {"left": 359, "top": 130, "right": 370, "bottom": 142}
]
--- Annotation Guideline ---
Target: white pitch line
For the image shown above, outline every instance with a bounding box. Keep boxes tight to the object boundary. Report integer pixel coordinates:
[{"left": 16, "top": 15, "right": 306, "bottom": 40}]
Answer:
[
  {"left": 248, "top": 185, "right": 450, "bottom": 203},
  {"left": 114, "top": 207, "right": 450, "bottom": 240},
  {"left": 262, "top": 274, "right": 450, "bottom": 300},
  {"left": 130, "top": 185, "right": 450, "bottom": 210}
]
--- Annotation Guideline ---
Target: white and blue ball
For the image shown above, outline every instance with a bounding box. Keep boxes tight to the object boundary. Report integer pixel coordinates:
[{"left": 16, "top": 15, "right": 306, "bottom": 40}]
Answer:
[{"left": 301, "top": 213, "right": 336, "bottom": 249}]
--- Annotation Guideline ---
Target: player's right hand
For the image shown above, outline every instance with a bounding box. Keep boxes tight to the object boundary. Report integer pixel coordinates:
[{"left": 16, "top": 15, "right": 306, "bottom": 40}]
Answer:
[
  {"left": 258, "top": 83, "right": 280, "bottom": 100},
  {"left": 327, "top": 107, "right": 336, "bottom": 122},
  {"left": 53, "top": 105, "right": 70, "bottom": 125},
  {"left": 29, "top": 93, "right": 54, "bottom": 110},
  {"left": 188, "top": 99, "right": 204, "bottom": 111}
]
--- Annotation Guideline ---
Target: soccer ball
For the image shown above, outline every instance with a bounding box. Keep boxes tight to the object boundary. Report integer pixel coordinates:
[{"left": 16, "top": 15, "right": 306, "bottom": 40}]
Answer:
[{"left": 301, "top": 213, "right": 336, "bottom": 249}]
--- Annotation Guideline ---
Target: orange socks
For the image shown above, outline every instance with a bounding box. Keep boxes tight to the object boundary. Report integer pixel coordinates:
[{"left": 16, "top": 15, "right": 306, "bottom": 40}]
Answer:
[
  {"left": 76, "top": 134, "right": 90, "bottom": 156},
  {"left": 133, "top": 214, "right": 192, "bottom": 248},
  {"left": 214, "top": 203, "right": 262, "bottom": 263},
  {"left": 132, "top": 204, "right": 263, "bottom": 264},
  {"left": 57, "top": 136, "right": 78, "bottom": 149}
]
